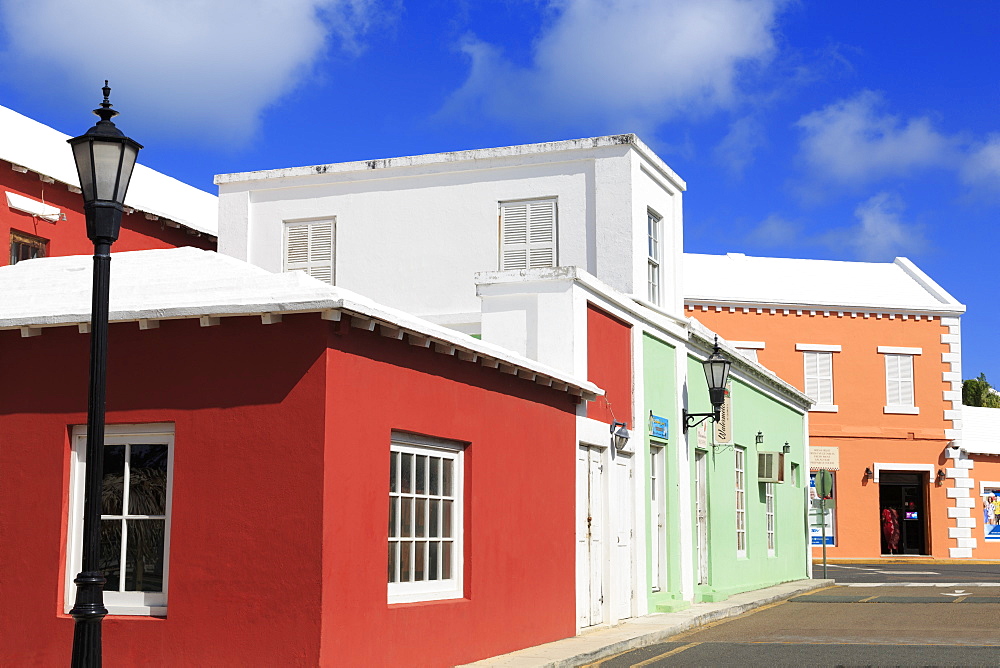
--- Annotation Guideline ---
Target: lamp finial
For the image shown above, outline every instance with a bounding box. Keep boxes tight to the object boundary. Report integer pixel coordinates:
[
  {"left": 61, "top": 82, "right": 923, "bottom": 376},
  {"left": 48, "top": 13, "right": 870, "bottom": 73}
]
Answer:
[{"left": 94, "top": 80, "right": 119, "bottom": 124}]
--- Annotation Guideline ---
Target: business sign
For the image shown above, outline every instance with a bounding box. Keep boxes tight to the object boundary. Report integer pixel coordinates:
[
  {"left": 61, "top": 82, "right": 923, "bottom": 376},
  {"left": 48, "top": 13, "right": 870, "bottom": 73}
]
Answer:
[
  {"left": 714, "top": 385, "right": 733, "bottom": 445},
  {"left": 649, "top": 412, "right": 668, "bottom": 440},
  {"left": 810, "top": 446, "right": 840, "bottom": 471},
  {"left": 984, "top": 487, "right": 1000, "bottom": 542},
  {"left": 809, "top": 472, "right": 836, "bottom": 545}
]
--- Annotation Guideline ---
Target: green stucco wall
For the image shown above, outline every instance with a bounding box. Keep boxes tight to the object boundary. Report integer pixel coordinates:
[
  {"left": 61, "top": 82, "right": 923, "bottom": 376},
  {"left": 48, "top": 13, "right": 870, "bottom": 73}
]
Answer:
[
  {"left": 687, "top": 354, "right": 809, "bottom": 603},
  {"left": 643, "top": 334, "right": 688, "bottom": 612}
]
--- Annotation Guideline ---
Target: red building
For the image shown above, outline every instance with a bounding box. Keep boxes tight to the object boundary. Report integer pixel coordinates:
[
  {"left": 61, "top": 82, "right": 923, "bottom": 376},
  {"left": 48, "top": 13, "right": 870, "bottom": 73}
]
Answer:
[
  {"left": 0, "top": 248, "right": 597, "bottom": 667},
  {"left": 0, "top": 103, "right": 216, "bottom": 264}
]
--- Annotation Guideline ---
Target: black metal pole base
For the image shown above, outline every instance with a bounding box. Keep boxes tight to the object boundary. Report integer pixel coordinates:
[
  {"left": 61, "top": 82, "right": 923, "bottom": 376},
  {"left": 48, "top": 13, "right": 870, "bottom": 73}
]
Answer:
[{"left": 70, "top": 570, "right": 107, "bottom": 668}]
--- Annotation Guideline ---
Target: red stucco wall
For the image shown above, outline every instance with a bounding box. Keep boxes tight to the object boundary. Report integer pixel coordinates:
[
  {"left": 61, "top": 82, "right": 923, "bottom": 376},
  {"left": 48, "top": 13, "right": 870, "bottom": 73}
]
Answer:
[
  {"left": 585, "top": 303, "right": 633, "bottom": 426},
  {"left": 318, "top": 320, "right": 578, "bottom": 667},
  {"left": 1, "top": 160, "right": 215, "bottom": 264},
  {"left": 0, "top": 312, "right": 579, "bottom": 666}
]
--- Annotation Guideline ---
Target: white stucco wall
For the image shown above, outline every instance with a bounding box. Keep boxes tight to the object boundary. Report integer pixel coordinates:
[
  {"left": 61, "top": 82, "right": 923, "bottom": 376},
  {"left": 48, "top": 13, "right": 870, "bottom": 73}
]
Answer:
[{"left": 217, "top": 136, "right": 686, "bottom": 329}]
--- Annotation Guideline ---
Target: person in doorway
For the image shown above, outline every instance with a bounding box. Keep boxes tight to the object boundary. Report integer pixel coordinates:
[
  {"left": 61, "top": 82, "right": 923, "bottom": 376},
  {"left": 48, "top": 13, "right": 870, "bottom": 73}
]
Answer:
[{"left": 881, "top": 507, "right": 900, "bottom": 553}]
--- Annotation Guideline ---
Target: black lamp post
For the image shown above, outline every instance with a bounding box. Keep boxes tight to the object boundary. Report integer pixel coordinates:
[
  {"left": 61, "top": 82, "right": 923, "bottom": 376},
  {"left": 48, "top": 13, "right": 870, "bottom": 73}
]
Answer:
[
  {"left": 67, "top": 81, "right": 142, "bottom": 668},
  {"left": 683, "top": 336, "right": 732, "bottom": 432}
]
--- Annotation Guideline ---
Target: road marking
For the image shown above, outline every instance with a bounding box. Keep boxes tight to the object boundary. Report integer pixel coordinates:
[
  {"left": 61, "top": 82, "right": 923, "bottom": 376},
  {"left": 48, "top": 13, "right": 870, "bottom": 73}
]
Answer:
[
  {"left": 824, "top": 565, "right": 939, "bottom": 575},
  {"left": 845, "top": 582, "right": 999, "bottom": 587},
  {"left": 942, "top": 590, "right": 967, "bottom": 596},
  {"left": 631, "top": 642, "right": 701, "bottom": 667}
]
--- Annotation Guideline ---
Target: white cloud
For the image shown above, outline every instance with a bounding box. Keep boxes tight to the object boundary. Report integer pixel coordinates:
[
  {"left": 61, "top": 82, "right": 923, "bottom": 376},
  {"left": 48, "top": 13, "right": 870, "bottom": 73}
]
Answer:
[
  {"left": 715, "top": 116, "right": 765, "bottom": 175},
  {"left": 796, "top": 91, "right": 957, "bottom": 185},
  {"left": 746, "top": 213, "right": 800, "bottom": 246},
  {"left": 444, "top": 0, "right": 783, "bottom": 132},
  {"left": 961, "top": 134, "right": 1000, "bottom": 195},
  {"left": 831, "top": 192, "right": 926, "bottom": 261},
  {"left": 0, "top": 0, "right": 378, "bottom": 144}
]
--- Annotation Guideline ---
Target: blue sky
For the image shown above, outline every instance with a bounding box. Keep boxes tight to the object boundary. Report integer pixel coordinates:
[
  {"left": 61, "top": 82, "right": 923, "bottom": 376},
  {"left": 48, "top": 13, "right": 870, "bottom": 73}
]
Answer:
[{"left": 1, "top": 0, "right": 998, "bottom": 382}]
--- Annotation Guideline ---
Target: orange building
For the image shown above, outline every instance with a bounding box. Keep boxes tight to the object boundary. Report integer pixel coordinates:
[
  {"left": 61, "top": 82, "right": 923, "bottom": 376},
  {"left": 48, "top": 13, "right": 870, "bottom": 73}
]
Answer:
[{"left": 684, "top": 253, "right": 1000, "bottom": 559}]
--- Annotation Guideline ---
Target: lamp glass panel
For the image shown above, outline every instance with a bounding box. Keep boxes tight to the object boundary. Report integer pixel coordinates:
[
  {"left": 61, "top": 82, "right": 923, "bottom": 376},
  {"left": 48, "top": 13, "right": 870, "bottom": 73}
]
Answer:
[
  {"left": 92, "top": 140, "right": 125, "bottom": 202},
  {"left": 703, "top": 356, "right": 731, "bottom": 390},
  {"left": 71, "top": 141, "right": 96, "bottom": 202},
  {"left": 115, "top": 142, "right": 139, "bottom": 203}
]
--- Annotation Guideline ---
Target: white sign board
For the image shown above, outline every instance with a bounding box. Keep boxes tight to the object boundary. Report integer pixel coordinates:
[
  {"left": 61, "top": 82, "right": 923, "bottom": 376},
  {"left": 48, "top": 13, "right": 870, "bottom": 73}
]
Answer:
[{"left": 810, "top": 446, "right": 840, "bottom": 471}]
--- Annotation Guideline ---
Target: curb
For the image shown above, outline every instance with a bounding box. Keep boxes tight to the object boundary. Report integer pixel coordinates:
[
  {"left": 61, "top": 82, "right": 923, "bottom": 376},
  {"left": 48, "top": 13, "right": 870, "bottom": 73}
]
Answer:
[
  {"left": 458, "top": 578, "right": 833, "bottom": 667},
  {"left": 812, "top": 558, "right": 1000, "bottom": 565}
]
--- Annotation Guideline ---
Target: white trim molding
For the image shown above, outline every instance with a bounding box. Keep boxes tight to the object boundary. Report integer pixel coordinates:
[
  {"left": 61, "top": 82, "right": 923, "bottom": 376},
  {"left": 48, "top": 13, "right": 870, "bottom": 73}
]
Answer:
[
  {"left": 884, "top": 406, "right": 920, "bottom": 415},
  {"left": 729, "top": 341, "right": 765, "bottom": 350},
  {"left": 795, "top": 343, "right": 842, "bottom": 352},
  {"left": 872, "top": 462, "right": 933, "bottom": 483},
  {"left": 810, "top": 405, "right": 839, "bottom": 413},
  {"left": 877, "top": 346, "right": 922, "bottom": 355}
]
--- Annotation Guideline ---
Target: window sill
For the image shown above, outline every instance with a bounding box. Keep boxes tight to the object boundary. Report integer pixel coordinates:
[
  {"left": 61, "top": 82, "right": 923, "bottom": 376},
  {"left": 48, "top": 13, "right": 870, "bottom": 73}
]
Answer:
[
  {"left": 388, "top": 587, "right": 463, "bottom": 606},
  {"left": 884, "top": 406, "right": 919, "bottom": 415},
  {"left": 809, "top": 405, "right": 839, "bottom": 413}
]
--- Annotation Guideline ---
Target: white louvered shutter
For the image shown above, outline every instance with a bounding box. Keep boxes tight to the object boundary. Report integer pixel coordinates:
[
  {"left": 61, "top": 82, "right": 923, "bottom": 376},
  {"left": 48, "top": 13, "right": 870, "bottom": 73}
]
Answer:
[
  {"left": 804, "top": 352, "right": 833, "bottom": 405},
  {"left": 500, "top": 199, "right": 556, "bottom": 270},
  {"left": 885, "top": 354, "right": 914, "bottom": 407},
  {"left": 285, "top": 221, "right": 334, "bottom": 284}
]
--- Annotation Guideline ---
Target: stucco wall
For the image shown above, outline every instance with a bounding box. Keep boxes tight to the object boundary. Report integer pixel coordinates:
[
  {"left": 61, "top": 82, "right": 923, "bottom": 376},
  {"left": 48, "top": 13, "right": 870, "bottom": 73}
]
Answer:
[{"left": 1, "top": 159, "right": 215, "bottom": 264}]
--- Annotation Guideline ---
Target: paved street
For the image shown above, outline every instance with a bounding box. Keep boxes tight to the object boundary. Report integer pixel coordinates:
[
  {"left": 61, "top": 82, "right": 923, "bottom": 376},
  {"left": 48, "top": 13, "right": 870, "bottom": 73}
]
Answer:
[{"left": 586, "top": 564, "right": 1000, "bottom": 667}]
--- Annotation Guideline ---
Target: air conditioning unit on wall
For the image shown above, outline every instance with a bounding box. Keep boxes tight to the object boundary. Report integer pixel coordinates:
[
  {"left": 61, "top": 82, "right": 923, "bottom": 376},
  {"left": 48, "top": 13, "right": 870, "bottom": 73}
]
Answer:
[{"left": 758, "top": 451, "right": 784, "bottom": 483}]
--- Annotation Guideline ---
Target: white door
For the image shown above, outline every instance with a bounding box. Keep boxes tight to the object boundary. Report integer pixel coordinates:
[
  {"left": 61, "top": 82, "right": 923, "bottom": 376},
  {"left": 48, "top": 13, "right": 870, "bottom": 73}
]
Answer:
[
  {"left": 695, "top": 450, "right": 709, "bottom": 585},
  {"left": 650, "top": 445, "right": 665, "bottom": 592},
  {"left": 577, "top": 445, "right": 604, "bottom": 628},
  {"left": 612, "top": 454, "right": 635, "bottom": 620}
]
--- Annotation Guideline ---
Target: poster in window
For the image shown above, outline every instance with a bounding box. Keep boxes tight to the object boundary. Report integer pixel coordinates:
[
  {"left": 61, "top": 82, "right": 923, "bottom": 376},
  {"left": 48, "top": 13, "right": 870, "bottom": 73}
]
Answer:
[
  {"left": 984, "top": 487, "right": 1000, "bottom": 542},
  {"left": 809, "top": 472, "right": 835, "bottom": 545}
]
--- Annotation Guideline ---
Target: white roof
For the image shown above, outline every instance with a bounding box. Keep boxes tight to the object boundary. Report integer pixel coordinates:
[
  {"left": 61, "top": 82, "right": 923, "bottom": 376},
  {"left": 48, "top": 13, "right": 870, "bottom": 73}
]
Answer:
[
  {"left": 0, "top": 248, "right": 599, "bottom": 400},
  {"left": 684, "top": 253, "right": 964, "bottom": 314},
  {"left": 960, "top": 406, "right": 1000, "bottom": 456},
  {"left": 215, "top": 134, "right": 686, "bottom": 192},
  {"left": 0, "top": 105, "right": 217, "bottom": 237}
]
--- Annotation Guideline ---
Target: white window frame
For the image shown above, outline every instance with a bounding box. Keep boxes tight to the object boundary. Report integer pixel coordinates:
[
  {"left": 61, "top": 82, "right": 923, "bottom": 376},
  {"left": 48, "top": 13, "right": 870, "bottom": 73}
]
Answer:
[
  {"left": 284, "top": 218, "right": 335, "bottom": 284},
  {"left": 649, "top": 443, "right": 666, "bottom": 592},
  {"left": 879, "top": 346, "right": 921, "bottom": 414},
  {"left": 499, "top": 198, "right": 557, "bottom": 270},
  {"left": 735, "top": 446, "right": 747, "bottom": 558},
  {"left": 647, "top": 209, "right": 662, "bottom": 306},
  {"left": 765, "top": 482, "right": 775, "bottom": 557},
  {"left": 388, "top": 432, "right": 464, "bottom": 604},
  {"left": 797, "top": 345, "right": 839, "bottom": 412},
  {"left": 66, "top": 423, "right": 175, "bottom": 617}
]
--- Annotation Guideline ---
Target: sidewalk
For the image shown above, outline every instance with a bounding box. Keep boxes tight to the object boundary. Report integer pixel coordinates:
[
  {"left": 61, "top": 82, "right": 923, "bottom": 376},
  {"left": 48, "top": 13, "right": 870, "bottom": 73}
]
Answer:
[{"left": 458, "top": 578, "right": 833, "bottom": 668}]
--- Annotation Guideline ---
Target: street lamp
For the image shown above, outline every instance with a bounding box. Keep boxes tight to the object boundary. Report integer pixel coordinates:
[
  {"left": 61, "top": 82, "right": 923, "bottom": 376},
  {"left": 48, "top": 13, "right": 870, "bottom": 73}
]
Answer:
[
  {"left": 67, "top": 82, "right": 142, "bottom": 668},
  {"left": 683, "top": 336, "right": 732, "bottom": 432}
]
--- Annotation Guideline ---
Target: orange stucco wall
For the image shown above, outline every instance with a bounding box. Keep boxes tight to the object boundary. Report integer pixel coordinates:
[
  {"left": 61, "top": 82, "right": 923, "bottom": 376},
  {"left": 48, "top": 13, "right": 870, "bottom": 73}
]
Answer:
[{"left": 688, "top": 305, "right": 967, "bottom": 559}]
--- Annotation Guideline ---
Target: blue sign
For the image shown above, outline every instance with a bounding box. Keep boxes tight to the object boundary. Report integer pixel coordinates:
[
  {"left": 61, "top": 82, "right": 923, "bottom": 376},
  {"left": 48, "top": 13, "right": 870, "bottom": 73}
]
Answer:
[{"left": 650, "top": 413, "right": 668, "bottom": 440}]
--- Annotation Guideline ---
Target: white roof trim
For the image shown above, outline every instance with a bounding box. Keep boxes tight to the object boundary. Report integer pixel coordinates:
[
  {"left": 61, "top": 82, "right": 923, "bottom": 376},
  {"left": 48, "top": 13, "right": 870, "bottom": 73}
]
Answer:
[
  {"left": 730, "top": 341, "right": 765, "bottom": 349},
  {"left": 215, "top": 134, "right": 686, "bottom": 192}
]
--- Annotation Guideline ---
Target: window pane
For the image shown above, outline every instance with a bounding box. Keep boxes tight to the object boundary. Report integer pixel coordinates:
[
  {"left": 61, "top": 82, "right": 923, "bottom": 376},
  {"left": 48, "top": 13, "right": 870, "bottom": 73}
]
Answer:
[
  {"left": 442, "top": 460, "right": 453, "bottom": 497},
  {"left": 416, "top": 456, "right": 426, "bottom": 494},
  {"left": 388, "top": 542, "right": 397, "bottom": 583},
  {"left": 389, "top": 497, "right": 398, "bottom": 537},
  {"left": 429, "top": 542, "right": 439, "bottom": 580},
  {"left": 442, "top": 500, "right": 453, "bottom": 538},
  {"left": 390, "top": 452, "right": 398, "bottom": 493},
  {"left": 401, "top": 497, "right": 413, "bottom": 537},
  {"left": 399, "top": 541, "right": 412, "bottom": 582},
  {"left": 128, "top": 444, "right": 168, "bottom": 515},
  {"left": 100, "top": 519, "right": 122, "bottom": 592},
  {"left": 429, "top": 457, "right": 440, "bottom": 495},
  {"left": 415, "top": 541, "right": 426, "bottom": 581},
  {"left": 401, "top": 454, "right": 412, "bottom": 494},
  {"left": 124, "top": 519, "right": 165, "bottom": 592},
  {"left": 442, "top": 543, "right": 452, "bottom": 580},
  {"left": 102, "top": 444, "right": 126, "bottom": 515},
  {"left": 429, "top": 499, "right": 440, "bottom": 538},
  {"left": 415, "top": 498, "right": 427, "bottom": 538}
]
